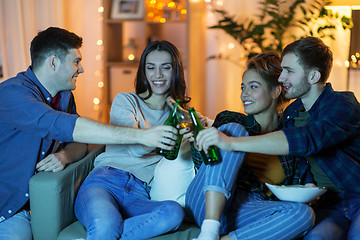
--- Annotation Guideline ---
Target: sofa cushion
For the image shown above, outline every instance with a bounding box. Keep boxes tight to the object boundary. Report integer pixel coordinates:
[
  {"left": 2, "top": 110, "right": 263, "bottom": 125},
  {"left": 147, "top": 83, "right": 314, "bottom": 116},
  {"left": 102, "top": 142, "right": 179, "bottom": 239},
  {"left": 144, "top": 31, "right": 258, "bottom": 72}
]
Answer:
[
  {"left": 58, "top": 221, "right": 200, "bottom": 240},
  {"left": 29, "top": 145, "right": 105, "bottom": 240}
]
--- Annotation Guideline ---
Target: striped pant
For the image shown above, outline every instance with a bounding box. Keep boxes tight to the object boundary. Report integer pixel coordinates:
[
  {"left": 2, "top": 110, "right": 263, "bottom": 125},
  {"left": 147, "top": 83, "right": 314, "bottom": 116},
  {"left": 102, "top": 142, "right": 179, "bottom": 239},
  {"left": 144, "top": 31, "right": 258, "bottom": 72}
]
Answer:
[{"left": 185, "top": 123, "right": 314, "bottom": 240}]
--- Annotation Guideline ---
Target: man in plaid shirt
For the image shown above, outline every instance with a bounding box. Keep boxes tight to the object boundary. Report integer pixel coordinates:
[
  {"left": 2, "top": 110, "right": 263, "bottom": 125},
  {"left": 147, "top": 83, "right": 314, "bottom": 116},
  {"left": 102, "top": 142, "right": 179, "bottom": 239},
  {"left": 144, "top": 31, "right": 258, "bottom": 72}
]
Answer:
[{"left": 196, "top": 37, "right": 360, "bottom": 239}]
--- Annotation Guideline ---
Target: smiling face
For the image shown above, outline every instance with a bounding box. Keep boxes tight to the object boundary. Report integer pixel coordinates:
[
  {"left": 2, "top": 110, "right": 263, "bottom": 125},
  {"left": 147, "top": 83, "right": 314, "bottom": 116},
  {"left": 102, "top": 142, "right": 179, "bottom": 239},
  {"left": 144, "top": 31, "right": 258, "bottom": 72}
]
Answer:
[
  {"left": 279, "top": 53, "right": 311, "bottom": 100},
  {"left": 241, "top": 69, "right": 276, "bottom": 115},
  {"left": 57, "top": 48, "right": 84, "bottom": 91},
  {"left": 145, "top": 50, "right": 173, "bottom": 96}
]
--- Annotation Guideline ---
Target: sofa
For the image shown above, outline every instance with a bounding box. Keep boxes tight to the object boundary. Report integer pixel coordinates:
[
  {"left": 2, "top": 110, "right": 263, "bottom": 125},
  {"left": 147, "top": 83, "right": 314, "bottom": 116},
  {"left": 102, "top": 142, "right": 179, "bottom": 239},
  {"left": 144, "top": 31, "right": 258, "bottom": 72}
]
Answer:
[{"left": 29, "top": 144, "right": 200, "bottom": 240}]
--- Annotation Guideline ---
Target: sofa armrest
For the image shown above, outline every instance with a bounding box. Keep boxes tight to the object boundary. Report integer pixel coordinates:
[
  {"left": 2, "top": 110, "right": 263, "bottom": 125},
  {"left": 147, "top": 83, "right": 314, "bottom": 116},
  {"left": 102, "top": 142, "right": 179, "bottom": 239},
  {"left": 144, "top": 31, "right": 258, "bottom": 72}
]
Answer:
[{"left": 29, "top": 144, "right": 105, "bottom": 240}]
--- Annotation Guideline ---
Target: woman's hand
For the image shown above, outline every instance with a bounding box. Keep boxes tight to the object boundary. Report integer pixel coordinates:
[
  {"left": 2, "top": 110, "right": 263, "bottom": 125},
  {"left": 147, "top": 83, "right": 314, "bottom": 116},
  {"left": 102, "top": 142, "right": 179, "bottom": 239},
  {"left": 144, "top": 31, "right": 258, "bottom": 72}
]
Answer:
[
  {"left": 141, "top": 125, "right": 178, "bottom": 150},
  {"left": 179, "top": 125, "right": 194, "bottom": 142},
  {"left": 196, "top": 127, "right": 233, "bottom": 152}
]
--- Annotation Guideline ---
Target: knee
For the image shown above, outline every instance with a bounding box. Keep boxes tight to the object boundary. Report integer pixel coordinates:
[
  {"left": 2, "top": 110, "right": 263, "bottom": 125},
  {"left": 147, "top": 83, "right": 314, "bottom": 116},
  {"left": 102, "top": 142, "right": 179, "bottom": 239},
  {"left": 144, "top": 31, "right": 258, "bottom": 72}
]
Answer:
[
  {"left": 87, "top": 217, "right": 122, "bottom": 239},
  {"left": 304, "top": 232, "right": 328, "bottom": 240},
  {"left": 292, "top": 204, "right": 315, "bottom": 235},
  {"left": 218, "top": 123, "right": 249, "bottom": 138},
  {"left": 156, "top": 201, "right": 185, "bottom": 231}
]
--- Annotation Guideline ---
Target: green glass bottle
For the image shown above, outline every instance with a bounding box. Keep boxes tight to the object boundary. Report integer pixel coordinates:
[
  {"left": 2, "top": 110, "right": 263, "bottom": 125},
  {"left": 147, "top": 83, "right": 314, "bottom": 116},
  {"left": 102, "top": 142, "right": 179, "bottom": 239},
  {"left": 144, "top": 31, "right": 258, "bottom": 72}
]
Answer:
[
  {"left": 188, "top": 107, "right": 222, "bottom": 165},
  {"left": 155, "top": 99, "right": 183, "bottom": 160}
]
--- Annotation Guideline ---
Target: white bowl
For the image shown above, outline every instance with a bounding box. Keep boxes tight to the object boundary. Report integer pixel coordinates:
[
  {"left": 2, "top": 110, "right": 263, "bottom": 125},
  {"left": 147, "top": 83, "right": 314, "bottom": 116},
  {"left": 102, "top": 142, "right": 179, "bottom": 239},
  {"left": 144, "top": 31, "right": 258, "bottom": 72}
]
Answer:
[{"left": 265, "top": 183, "right": 327, "bottom": 203}]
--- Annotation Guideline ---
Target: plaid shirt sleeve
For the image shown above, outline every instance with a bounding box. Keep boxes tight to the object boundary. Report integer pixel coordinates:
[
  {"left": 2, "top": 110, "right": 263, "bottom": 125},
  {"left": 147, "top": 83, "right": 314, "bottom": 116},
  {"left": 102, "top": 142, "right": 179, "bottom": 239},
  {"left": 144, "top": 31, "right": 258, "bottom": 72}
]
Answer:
[{"left": 281, "top": 84, "right": 360, "bottom": 192}]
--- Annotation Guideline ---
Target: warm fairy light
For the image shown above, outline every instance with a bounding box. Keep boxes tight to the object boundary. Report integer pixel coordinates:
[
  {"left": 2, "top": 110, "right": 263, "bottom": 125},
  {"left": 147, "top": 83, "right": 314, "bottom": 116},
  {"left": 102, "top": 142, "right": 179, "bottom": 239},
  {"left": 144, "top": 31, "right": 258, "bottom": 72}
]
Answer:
[
  {"left": 168, "top": 2, "right": 176, "bottom": 8},
  {"left": 351, "top": 55, "right": 356, "bottom": 62},
  {"left": 128, "top": 54, "right": 135, "bottom": 61},
  {"left": 227, "top": 42, "right": 235, "bottom": 49},
  {"left": 93, "top": 97, "right": 100, "bottom": 105},
  {"left": 98, "top": 81, "right": 104, "bottom": 88},
  {"left": 205, "top": 0, "right": 212, "bottom": 2},
  {"left": 94, "top": 2, "right": 104, "bottom": 116},
  {"left": 345, "top": 60, "right": 350, "bottom": 68},
  {"left": 146, "top": 0, "right": 187, "bottom": 22},
  {"left": 348, "top": 52, "right": 360, "bottom": 68}
]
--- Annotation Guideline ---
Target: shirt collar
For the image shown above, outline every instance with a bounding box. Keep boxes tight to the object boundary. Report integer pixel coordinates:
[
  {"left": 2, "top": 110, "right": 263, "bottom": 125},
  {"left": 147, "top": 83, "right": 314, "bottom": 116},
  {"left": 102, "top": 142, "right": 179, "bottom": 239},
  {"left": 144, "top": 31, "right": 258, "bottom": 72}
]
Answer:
[{"left": 24, "top": 66, "right": 53, "bottom": 104}]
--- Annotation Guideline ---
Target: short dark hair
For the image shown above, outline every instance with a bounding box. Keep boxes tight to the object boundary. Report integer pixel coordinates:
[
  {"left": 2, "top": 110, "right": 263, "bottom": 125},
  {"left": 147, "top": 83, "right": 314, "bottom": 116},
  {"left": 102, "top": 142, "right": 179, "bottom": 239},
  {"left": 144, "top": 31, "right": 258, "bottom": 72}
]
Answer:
[
  {"left": 281, "top": 37, "right": 333, "bottom": 83},
  {"left": 245, "top": 51, "right": 288, "bottom": 109},
  {"left": 135, "top": 40, "right": 190, "bottom": 108},
  {"left": 30, "top": 27, "right": 83, "bottom": 71}
]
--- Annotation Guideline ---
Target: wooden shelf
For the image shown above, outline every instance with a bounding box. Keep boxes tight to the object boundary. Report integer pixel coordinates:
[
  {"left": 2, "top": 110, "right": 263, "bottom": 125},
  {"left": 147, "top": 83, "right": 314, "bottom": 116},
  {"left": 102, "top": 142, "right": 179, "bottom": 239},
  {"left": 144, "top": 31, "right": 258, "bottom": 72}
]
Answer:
[{"left": 101, "top": 0, "right": 189, "bottom": 122}]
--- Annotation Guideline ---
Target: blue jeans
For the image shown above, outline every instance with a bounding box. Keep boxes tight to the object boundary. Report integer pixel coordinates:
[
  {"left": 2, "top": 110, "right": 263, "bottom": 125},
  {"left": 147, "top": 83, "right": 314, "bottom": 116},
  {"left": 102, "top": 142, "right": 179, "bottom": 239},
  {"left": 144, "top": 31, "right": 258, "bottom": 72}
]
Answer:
[
  {"left": 74, "top": 167, "right": 184, "bottom": 240},
  {"left": 185, "top": 123, "right": 248, "bottom": 231},
  {"left": 304, "top": 191, "right": 360, "bottom": 240},
  {"left": 0, "top": 210, "right": 32, "bottom": 240}
]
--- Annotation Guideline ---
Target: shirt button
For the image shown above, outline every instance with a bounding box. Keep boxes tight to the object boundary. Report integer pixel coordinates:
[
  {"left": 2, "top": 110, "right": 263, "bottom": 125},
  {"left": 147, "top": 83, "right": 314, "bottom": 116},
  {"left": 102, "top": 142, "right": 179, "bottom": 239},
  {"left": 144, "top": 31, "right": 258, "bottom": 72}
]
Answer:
[
  {"left": 41, "top": 151, "right": 45, "bottom": 155},
  {"left": 47, "top": 97, "right": 51, "bottom": 101},
  {"left": 25, "top": 193, "right": 29, "bottom": 197},
  {"left": 8, "top": 210, "right": 12, "bottom": 214}
]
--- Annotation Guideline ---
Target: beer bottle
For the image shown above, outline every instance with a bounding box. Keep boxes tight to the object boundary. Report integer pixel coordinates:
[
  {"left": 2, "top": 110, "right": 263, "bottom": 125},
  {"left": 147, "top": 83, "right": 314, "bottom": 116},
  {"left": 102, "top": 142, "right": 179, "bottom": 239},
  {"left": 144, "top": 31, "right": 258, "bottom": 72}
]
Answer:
[
  {"left": 188, "top": 107, "right": 222, "bottom": 165},
  {"left": 155, "top": 99, "right": 183, "bottom": 160},
  {"left": 166, "top": 96, "right": 191, "bottom": 127}
]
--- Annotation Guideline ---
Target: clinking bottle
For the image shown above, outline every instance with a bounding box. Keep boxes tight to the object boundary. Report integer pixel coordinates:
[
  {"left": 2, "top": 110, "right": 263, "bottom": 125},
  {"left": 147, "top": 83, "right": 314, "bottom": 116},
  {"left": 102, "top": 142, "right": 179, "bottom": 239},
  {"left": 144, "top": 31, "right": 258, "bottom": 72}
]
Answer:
[
  {"left": 188, "top": 107, "right": 222, "bottom": 165},
  {"left": 155, "top": 99, "right": 183, "bottom": 160}
]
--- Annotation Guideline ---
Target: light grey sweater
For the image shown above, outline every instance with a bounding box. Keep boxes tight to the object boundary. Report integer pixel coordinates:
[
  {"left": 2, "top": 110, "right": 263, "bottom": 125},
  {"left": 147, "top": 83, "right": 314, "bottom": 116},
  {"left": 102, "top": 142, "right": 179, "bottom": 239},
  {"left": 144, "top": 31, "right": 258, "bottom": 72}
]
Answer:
[{"left": 94, "top": 92, "right": 171, "bottom": 184}]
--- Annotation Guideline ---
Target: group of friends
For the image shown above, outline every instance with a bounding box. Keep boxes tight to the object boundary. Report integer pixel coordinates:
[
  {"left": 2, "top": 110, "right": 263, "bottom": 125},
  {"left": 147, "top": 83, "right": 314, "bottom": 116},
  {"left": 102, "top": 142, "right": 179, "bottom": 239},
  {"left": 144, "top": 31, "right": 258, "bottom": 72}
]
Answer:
[{"left": 0, "top": 26, "right": 359, "bottom": 240}]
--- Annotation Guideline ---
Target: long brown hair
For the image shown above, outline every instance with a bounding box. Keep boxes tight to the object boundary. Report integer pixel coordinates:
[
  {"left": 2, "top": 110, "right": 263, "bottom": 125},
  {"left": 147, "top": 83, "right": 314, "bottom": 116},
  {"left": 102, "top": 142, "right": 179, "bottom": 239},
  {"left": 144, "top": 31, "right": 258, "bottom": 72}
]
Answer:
[
  {"left": 245, "top": 51, "right": 289, "bottom": 110},
  {"left": 135, "top": 40, "right": 190, "bottom": 108}
]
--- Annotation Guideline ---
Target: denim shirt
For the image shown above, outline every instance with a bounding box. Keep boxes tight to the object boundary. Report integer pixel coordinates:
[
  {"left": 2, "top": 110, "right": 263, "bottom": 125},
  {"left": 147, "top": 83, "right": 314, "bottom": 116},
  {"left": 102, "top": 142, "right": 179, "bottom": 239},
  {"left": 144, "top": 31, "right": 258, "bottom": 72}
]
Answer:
[
  {"left": 281, "top": 83, "right": 360, "bottom": 192},
  {"left": 0, "top": 67, "right": 79, "bottom": 222}
]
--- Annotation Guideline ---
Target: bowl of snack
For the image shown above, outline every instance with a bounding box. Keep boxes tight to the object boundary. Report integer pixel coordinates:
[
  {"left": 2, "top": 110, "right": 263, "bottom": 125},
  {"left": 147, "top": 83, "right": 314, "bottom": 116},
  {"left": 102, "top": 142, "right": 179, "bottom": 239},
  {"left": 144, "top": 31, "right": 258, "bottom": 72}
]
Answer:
[{"left": 265, "top": 183, "right": 327, "bottom": 203}]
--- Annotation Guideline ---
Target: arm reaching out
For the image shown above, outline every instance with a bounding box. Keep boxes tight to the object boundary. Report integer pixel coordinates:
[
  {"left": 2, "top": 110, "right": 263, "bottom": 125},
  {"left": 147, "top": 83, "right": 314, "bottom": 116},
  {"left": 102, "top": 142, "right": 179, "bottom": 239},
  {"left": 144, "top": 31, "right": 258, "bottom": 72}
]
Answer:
[
  {"left": 196, "top": 127, "right": 290, "bottom": 155},
  {"left": 72, "top": 117, "right": 178, "bottom": 150}
]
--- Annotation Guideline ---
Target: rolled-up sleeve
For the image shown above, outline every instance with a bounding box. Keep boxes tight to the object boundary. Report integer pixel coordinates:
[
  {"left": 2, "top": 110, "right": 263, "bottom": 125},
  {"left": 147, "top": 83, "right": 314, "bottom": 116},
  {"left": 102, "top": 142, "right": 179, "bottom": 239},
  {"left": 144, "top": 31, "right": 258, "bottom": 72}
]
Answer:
[{"left": 0, "top": 84, "right": 78, "bottom": 142}]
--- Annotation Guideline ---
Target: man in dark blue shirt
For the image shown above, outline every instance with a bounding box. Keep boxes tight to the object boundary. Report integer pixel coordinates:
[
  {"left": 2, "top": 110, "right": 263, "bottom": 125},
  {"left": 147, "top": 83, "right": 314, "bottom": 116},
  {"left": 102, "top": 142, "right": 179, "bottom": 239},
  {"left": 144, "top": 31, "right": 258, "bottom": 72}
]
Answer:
[
  {"left": 196, "top": 37, "right": 360, "bottom": 240},
  {"left": 0, "top": 27, "right": 178, "bottom": 239}
]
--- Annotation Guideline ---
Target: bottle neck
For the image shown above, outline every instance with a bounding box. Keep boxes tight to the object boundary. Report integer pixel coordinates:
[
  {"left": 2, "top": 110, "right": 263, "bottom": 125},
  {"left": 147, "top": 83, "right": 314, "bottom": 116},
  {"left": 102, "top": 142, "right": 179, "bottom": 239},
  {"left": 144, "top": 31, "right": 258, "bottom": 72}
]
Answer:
[{"left": 189, "top": 109, "right": 204, "bottom": 130}]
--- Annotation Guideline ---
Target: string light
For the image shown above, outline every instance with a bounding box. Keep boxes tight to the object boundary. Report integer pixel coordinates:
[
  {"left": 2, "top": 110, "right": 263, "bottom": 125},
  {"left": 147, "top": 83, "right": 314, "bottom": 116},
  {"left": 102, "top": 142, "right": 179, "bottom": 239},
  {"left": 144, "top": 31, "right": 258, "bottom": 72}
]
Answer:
[
  {"left": 227, "top": 42, "right": 235, "bottom": 49},
  {"left": 93, "top": 2, "right": 104, "bottom": 116},
  {"left": 98, "top": 81, "right": 104, "bottom": 88},
  {"left": 146, "top": 0, "right": 187, "bottom": 22},
  {"left": 128, "top": 54, "right": 135, "bottom": 61},
  {"left": 345, "top": 60, "right": 350, "bottom": 68},
  {"left": 347, "top": 52, "right": 360, "bottom": 68}
]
